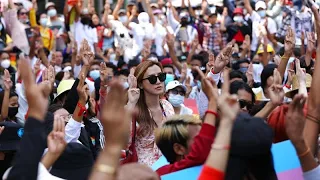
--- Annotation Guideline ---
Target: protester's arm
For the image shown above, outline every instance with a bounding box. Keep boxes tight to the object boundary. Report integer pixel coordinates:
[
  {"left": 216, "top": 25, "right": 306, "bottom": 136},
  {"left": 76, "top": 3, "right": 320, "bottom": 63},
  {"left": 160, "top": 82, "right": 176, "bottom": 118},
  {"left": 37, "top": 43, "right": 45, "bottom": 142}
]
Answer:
[
  {"left": 286, "top": 94, "right": 318, "bottom": 172},
  {"left": 166, "top": 33, "right": 182, "bottom": 72},
  {"left": 0, "top": 70, "right": 12, "bottom": 122},
  {"left": 243, "top": 0, "right": 253, "bottom": 15},
  {"left": 304, "top": 4, "right": 320, "bottom": 155},
  {"left": 89, "top": 81, "right": 131, "bottom": 180},
  {"left": 199, "top": 70, "right": 239, "bottom": 180},
  {"left": 167, "top": 5, "right": 180, "bottom": 31},
  {"left": 224, "top": 0, "right": 235, "bottom": 17},
  {"left": 102, "top": 1, "right": 111, "bottom": 28},
  {"left": 41, "top": 117, "right": 67, "bottom": 169},
  {"left": 187, "top": 0, "right": 196, "bottom": 18},
  {"left": 7, "top": 54, "right": 51, "bottom": 180},
  {"left": 112, "top": 0, "right": 124, "bottom": 20},
  {"left": 143, "top": 0, "right": 155, "bottom": 26},
  {"left": 186, "top": 37, "right": 199, "bottom": 65},
  {"left": 278, "top": 27, "right": 295, "bottom": 81},
  {"left": 305, "top": 32, "right": 315, "bottom": 68}
]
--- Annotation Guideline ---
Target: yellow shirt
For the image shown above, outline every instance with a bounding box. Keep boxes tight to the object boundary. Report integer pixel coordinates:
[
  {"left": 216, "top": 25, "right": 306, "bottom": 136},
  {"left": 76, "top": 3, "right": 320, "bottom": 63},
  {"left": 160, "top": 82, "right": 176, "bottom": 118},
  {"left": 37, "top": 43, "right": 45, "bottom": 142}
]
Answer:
[{"left": 29, "top": 9, "right": 55, "bottom": 50}]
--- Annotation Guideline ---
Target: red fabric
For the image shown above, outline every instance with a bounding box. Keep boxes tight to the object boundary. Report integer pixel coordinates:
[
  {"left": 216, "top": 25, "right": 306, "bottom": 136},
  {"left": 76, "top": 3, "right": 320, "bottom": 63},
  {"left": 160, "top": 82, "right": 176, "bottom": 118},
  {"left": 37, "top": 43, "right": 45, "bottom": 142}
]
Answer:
[
  {"left": 233, "top": 31, "right": 245, "bottom": 43},
  {"left": 156, "top": 124, "right": 216, "bottom": 176},
  {"left": 96, "top": 26, "right": 104, "bottom": 49},
  {"left": 233, "top": 8, "right": 243, "bottom": 15},
  {"left": 267, "top": 104, "right": 307, "bottom": 143},
  {"left": 198, "top": 166, "right": 224, "bottom": 180}
]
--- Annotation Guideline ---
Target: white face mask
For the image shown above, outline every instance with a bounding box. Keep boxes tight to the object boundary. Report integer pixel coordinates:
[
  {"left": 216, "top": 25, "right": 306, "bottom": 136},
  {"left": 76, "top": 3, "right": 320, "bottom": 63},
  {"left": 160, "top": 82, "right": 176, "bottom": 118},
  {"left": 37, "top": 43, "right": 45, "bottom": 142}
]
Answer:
[
  {"left": 40, "top": 18, "right": 48, "bottom": 27},
  {"left": 55, "top": 65, "right": 62, "bottom": 73},
  {"left": 103, "top": 28, "right": 109, "bottom": 36},
  {"left": 109, "top": 53, "right": 116, "bottom": 61},
  {"left": 1, "top": 59, "right": 10, "bottom": 69},
  {"left": 233, "top": 16, "right": 244, "bottom": 23},
  {"left": 0, "top": 24, "right": 3, "bottom": 31},
  {"left": 168, "top": 94, "right": 184, "bottom": 107},
  {"left": 47, "top": 9, "right": 57, "bottom": 17},
  {"left": 119, "top": 16, "right": 128, "bottom": 23},
  {"left": 123, "top": 82, "right": 129, "bottom": 89}
]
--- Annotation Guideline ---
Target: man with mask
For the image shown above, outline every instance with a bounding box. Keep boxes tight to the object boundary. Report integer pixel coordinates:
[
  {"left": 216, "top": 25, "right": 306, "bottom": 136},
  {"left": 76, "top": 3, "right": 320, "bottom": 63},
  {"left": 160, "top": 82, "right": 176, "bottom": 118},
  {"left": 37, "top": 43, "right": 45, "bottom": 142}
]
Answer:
[
  {"left": 226, "top": 8, "right": 251, "bottom": 44},
  {"left": 165, "top": 81, "right": 193, "bottom": 115},
  {"left": 167, "top": 6, "right": 198, "bottom": 57},
  {"left": 244, "top": 0, "right": 277, "bottom": 53},
  {"left": 45, "top": 2, "right": 64, "bottom": 32}
]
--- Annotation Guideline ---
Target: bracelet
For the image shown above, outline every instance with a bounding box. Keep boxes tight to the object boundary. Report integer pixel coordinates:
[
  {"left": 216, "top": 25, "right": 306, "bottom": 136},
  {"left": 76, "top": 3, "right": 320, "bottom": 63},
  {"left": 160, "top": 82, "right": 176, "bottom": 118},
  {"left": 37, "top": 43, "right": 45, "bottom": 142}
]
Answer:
[
  {"left": 306, "top": 114, "right": 320, "bottom": 125},
  {"left": 205, "top": 110, "right": 219, "bottom": 119},
  {"left": 77, "top": 102, "right": 87, "bottom": 117},
  {"left": 298, "top": 147, "right": 310, "bottom": 158},
  {"left": 211, "top": 144, "right": 230, "bottom": 150},
  {"left": 95, "top": 164, "right": 116, "bottom": 175}
]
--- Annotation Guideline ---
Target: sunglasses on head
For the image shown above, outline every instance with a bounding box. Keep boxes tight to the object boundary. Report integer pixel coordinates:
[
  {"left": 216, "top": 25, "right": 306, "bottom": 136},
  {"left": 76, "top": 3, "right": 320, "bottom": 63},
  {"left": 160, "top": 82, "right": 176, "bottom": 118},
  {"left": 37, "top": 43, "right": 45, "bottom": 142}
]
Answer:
[
  {"left": 238, "top": 99, "right": 253, "bottom": 110},
  {"left": 143, "top": 73, "right": 166, "bottom": 85}
]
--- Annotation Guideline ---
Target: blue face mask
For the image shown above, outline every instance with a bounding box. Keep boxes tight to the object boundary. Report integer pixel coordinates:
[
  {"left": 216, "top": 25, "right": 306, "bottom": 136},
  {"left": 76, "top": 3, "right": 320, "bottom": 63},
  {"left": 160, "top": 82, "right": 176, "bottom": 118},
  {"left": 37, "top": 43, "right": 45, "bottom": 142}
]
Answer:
[
  {"left": 239, "top": 67, "right": 248, "bottom": 74},
  {"left": 257, "top": 10, "right": 266, "bottom": 18},
  {"left": 165, "top": 74, "right": 175, "bottom": 86},
  {"left": 197, "top": 80, "right": 201, "bottom": 90},
  {"left": 89, "top": 70, "right": 100, "bottom": 80}
]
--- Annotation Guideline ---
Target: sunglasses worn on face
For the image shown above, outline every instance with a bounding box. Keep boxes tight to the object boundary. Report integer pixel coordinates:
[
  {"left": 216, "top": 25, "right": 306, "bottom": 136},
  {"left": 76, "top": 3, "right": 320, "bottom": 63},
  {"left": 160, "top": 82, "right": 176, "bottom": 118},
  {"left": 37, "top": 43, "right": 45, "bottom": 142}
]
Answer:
[
  {"left": 170, "top": 89, "right": 185, "bottom": 96},
  {"left": 20, "top": 12, "right": 28, "bottom": 15},
  {"left": 143, "top": 73, "right": 166, "bottom": 85},
  {"left": 238, "top": 99, "right": 253, "bottom": 110}
]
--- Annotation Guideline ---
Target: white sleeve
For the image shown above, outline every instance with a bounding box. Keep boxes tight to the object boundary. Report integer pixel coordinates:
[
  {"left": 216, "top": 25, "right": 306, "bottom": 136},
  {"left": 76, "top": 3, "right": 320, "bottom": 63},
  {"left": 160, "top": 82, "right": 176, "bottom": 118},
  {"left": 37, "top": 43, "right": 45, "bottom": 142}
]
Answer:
[
  {"left": 92, "top": 28, "right": 98, "bottom": 43},
  {"left": 304, "top": 165, "right": 320, "bottom": 180},
  {"left": 267, "top": 18, "right": 277, "bottom": 34},
  {"left": 73, "top": 64, "right": 81, "bottom": 78},
  {"left": 206, "top": 71, "right": 221, "bottom": 85},
  {"left": 251, "top": 11, "right": 261, "bottom": 22},
  {"left": 65, "top": 117, "right": 84, "bottom": 143}
]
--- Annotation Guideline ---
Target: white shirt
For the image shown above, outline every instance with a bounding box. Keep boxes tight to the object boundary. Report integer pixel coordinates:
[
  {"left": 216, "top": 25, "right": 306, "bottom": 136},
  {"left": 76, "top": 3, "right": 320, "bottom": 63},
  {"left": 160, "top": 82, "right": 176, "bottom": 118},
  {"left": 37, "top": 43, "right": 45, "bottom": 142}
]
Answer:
[
  {"left": 129, "top": 22, "right": 155, "bottom": 55},
  {"left": 250, "top": 11, "right": 277, "bottom": 51},
  {"left": 179, "top": 104, "right": 193, "bottom": 115},
  {"left": 253, "top": 63, "right": 264, "bottom": 83},
  {"left": 65, "top": 118, "right": 84, "bottom": 143},
  {"left": 74, "top": 20, "right": 98, "bottom": 52},
  {"left": 16, "top": 83, "right": 27, "bottom": 125}
]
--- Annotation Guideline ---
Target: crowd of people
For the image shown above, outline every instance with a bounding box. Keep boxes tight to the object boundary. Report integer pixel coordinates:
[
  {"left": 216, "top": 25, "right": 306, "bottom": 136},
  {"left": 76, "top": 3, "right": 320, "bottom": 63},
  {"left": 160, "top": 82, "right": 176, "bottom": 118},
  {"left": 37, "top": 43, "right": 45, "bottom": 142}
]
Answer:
[{"left": 0, "top": 0, "right": 320, "bottom": 179}]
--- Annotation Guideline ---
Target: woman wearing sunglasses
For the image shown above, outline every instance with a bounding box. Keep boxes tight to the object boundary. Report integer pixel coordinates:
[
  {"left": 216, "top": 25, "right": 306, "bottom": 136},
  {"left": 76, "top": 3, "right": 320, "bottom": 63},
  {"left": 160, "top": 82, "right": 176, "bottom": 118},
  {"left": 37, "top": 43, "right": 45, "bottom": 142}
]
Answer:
[
  {"left": 229, "top": 81, "right": 255, "bottom": 113},
  {"left": 126, "top": 60, "right": 175, "bottom": 166}
]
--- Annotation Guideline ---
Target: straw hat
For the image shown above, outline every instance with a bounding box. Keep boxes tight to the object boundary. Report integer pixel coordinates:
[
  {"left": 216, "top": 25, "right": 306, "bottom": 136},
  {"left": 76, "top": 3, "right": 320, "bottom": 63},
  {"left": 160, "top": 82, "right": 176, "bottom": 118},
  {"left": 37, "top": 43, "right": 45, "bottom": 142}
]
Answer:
[{"left": 285, "top": 74, "right": 312, "bottom": 98}]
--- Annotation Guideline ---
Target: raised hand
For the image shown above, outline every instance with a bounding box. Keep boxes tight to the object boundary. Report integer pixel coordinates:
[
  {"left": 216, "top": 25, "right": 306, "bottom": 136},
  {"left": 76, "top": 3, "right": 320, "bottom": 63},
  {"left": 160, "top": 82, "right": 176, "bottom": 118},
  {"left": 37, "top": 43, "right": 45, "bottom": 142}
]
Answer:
[
  {"left": 47, "top": 117, "right": 67, "bottom": 155},
  {"left": 42, "top": 65, "right": 55, "bottom": 85},
  {"left": 268, "top": 69, "right": 284, "bottom": 106},
  {"left": 284, "top": 27, "right": 296, "bottom": 54},
  {"left": 77, "top": 73, "right": 89, "bottom": 103},
  {"left": 241, "top": 35, "right": 251, "bottom": 51},
  {"left": 306, "top": 32, "right": 316, "bottom": 53},
  {"left": 127, "top": 68, "right": 140, "bottom": 106},
  {"left": 285, "top": 94, "right": 307, "bottom": 144},
  {"left": 33, "top": 59, "right": 41, "bottom": 74},
  {"left": 19, "top": 55, "right": 52, "bottom": 120},
  {"left": 101, "top": 80, "right": 132, "bottom": 149},
  {"left": 166, "top": 33, "right": 175, "bottom": 48},
  {"left": 193, "top": 66, "right": 218, "bottom": 102},
  {"left": 246, "top": 63, "right": 254, "bottom": 87},
  {"left": 218, "top": 69, "right": 240, "bottom": 121},
  {"left": 100, "top": 62, "right": 112, "bottom": 86},
  {"left": 191, "top": 35, "right": 199, "bottom": 50},
  {"left": 80, "top": 39, "right": 94, "bottom": 66},
  {"left": 3, "top": 69, "right": 12, "bottom": 91},
  {"left": 180, "top": 63, "right": 188, "bottom": 82},
  {"left": 214, "top": 42, "right": 234, "bottom": 73},
  {"left": 295, "top": 58, "right": 306, "bottom": 85},
  {"left": 185, "top": 76, "right": 192, "bottom": 97},
  {"left": 206, "top": 52, "right": 215, "bottom": 72}
]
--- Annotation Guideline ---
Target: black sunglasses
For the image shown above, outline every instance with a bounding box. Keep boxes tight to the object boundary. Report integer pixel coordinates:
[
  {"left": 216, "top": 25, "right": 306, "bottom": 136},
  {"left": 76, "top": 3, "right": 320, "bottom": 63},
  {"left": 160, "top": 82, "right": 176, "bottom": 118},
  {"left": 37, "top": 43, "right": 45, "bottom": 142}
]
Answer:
[
  {"left": 143, "top": 73, "right": 166, "bottom": 85},
  {"left": 170, "top": 89, "right": 186, "bottom": 96},
  {"left": 20, "top": 12, "right": 28, "bottom": 15},
  {"left": 238, "top": 99, "right": 253, "bottom": 110}
]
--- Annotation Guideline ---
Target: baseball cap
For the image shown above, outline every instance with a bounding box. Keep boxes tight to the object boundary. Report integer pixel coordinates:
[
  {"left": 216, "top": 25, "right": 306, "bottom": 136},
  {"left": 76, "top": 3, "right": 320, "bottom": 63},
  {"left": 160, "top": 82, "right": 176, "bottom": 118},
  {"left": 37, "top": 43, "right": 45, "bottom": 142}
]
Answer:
[
  {"left": 166, "top": 80, "right": 187, "bottom": 92},
  {"left": 45, "top": 2, "right": 55, "bottom": 10},
  {"left": 255, "top": 1, "right": 267, "bottom": 11},
  {"left": 233, "top": 7, "right": 243, "bottom": 15}
]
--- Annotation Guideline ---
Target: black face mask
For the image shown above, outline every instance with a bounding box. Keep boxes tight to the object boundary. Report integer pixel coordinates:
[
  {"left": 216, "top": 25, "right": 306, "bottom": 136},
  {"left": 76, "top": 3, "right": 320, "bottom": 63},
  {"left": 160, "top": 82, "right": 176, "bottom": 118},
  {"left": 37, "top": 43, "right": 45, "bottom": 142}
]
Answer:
[
  {"left": 216, "top": 7, "right": 224, "bottom": 14},
  {"left": 81, "top": 17, "right": 93, "bottom": 26},
  {"left": 8, "top": 107, "right": 18, "bottom": 118}
]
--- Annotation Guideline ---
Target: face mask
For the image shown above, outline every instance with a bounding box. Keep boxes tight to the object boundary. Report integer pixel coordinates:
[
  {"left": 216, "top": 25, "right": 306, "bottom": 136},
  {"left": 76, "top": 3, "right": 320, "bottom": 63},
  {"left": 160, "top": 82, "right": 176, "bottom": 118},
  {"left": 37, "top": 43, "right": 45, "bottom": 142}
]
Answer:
[
  {"left": 40, "top": 18, "right": 48, "bottom": 27},
  {"left": 19, "top": 19, "right": 29, "bottom": 24},
  {"left": 123, "top": 82, "right": 129, "bottom": 89},
  {"left": 119, "top": 16, "right": 128, "bottom": 23},
  {"left": 197, "top": 80, "right": 201, "bottom": 90},
  {"left": 55, "top": 66, "right": 62, "bottom": 73},
  {"left": 0, "top": 24, "right": 3, "bottom": 31},
  {"left": 1, "top": 59, "right": 10, "bottom": 69},
  {"left": 89, "top": 70, "right": 100, "bottom": 80},
  {"left": 8, "top": 107, "right": 18, "bottom": 118},
  {"left": 233, "top": 16, "right": 244, "bottom": 23},
  {"left": 239, "top": 67, "right": 248, "bottom": 73},
  {"left": 168, "top": 94, "right": 184, "bottom": 107},
  {"left": 195, "top": 10, "right": 202, "bottom": 16},
  {"left": 47, "top": 9, "right": 57, "bottom": 17},
  {"left": 109, "top": 53, "right": 116, "bottom": 61},
  {"left": 257, "top": 10, "right": 266, "bottom": 18},
  {"left": 165, "top": 74, "right": 175, "bottom": 85}
]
